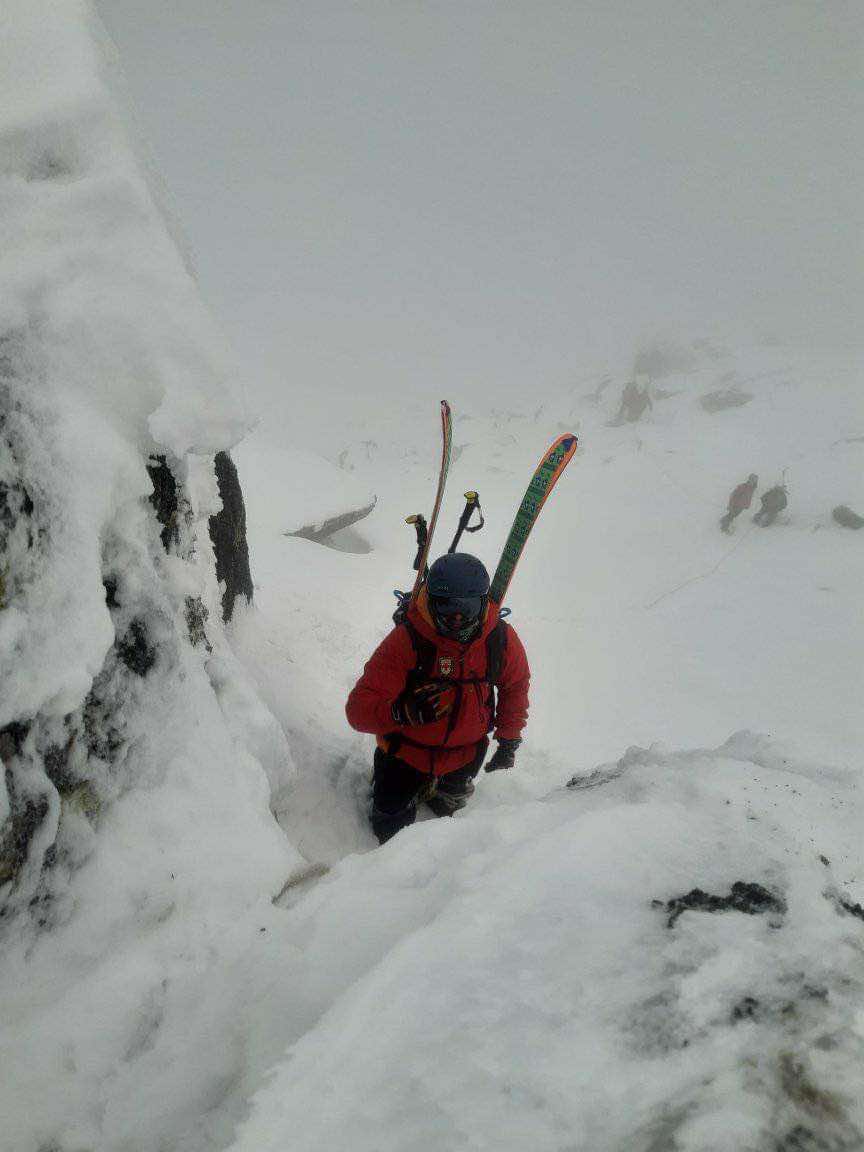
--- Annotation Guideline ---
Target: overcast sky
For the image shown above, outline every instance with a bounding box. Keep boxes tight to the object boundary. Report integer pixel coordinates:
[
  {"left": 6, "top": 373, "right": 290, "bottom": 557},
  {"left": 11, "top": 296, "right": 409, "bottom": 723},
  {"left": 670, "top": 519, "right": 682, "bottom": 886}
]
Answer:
[{"left": 98, "top": 1, "right": 862, "bottom": 421}]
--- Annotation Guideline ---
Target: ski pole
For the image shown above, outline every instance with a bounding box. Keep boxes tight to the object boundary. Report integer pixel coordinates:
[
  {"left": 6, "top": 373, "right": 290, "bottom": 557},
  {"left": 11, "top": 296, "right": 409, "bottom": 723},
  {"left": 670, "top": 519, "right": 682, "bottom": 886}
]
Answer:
[
  {"left": 448, "top": 491, "right": 484, "bottom": 553},
  {"left": 406, "top": 514, "right": 428, "bottom": 572}
]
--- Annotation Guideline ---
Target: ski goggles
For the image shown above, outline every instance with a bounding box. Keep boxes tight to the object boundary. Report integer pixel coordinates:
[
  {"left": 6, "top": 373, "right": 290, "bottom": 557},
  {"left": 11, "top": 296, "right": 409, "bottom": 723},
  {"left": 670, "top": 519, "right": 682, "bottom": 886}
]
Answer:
[{"left": 430, "top": 594, "right": 485, "bottom": 621}]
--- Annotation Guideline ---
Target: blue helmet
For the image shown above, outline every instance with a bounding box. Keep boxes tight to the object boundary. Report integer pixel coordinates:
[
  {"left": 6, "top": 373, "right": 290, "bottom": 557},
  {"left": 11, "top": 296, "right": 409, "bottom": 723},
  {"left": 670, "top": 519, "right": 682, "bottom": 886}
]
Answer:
[{"left": 426, "top": 553, "right": 489, "bottom": 640}]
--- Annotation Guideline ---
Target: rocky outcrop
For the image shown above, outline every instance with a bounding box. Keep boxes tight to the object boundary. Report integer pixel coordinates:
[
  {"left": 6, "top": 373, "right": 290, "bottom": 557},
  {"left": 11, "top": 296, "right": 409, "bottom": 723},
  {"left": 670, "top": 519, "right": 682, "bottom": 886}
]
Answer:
[
  {"left": 210, "top": 450, "right": 253, "bottom": 620},
  {"left": 0, "top": 423, "right": 261, "bottom": 909}
]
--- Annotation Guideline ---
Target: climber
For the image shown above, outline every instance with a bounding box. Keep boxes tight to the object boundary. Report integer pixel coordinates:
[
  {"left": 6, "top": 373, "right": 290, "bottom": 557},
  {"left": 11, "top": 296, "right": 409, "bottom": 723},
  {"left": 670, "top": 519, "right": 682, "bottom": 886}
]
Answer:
[{"left": 346, "top": 553, "right": 530, "bottom": 843}]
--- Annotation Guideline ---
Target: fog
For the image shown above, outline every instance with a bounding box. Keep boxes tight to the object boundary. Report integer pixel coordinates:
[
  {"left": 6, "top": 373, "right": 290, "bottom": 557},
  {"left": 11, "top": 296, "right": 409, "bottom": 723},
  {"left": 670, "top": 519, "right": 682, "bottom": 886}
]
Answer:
[{"left": 98, "top": 0, "right": 862, "bottom": 430}]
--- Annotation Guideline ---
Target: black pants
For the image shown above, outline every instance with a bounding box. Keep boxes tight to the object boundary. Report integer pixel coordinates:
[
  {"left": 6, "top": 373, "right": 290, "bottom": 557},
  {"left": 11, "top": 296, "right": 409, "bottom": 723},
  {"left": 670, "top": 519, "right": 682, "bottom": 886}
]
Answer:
[{"left": 371, "top": 738, "right": 488, "bottom": 844}]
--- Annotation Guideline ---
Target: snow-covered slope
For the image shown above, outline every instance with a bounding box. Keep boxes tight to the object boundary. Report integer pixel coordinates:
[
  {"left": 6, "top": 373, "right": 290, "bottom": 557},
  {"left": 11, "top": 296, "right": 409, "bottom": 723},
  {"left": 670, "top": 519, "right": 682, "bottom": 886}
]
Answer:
[
  {"left": 231, "top": 734, "right": 863, "bottom": 1152},
  {"left": 227, "top": 349, "right": 864, "bottom": 1151}
]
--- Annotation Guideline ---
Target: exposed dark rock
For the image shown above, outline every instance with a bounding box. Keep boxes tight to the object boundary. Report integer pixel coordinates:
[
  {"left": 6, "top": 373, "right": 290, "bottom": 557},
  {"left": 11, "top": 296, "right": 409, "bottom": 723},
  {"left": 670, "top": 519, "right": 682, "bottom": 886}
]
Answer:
[
  {"left": 657, "top": 881, "right": 786, "bottom": 928},
  {"left": 209, "top": 450, "right": 253, "bottom": 621},
  {"left": 0, "top": 776, "right": 50, "bottom": 885},
  {"left": 776, "top": 1125, "right": 846, "bottom": 1152},
  {"left": 43, "top": 729, "right": 80, "bottom": 794},
  {"left": 103, "top": 573, "right": 120, "bottom": 609},
  {"left": 832, "top": 505, "right": 864, "bottom": 530},
  {"left": 609, "top": 381, "right": 652, "bottom": 425},
  {"left": 185, "top": 596, "right": 212, "bottom": 652},
  {"left": 83, "top": 676, "right": 125, "bottom": 765},
  {"left": 830, "top": 893, "right": 864, "bottom": 923},
  {"left": 731, "top": 995, "right": 761, "bottom": 1022},
  {"left": 0, "top": 476, "right": 34, "bottom": 529},
  {"left": 0, "top": 721, "right": 30, "bottom": 761},
  {"left": 754, "top": 484, "right": 788, "bottom": 526},
  {"left": 0, "top": 475, "right": 36, "bottom": 607},
  {"left": 289, "top": 497, "right": 377, "bottom": 545},
  {"left": 116, "top": 618, "right": 156, "bottom": 677},
  {"left": 146, "top": 454, "right": 180, "bottom": 551}
]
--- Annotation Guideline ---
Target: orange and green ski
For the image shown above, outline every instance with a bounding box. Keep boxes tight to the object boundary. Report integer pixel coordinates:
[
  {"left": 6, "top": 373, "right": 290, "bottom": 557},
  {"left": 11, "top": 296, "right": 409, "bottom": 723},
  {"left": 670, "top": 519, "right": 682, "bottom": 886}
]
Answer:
[
  {"left": 489, "top": 433, "right": 578, "bottom": 606},
  {"left": 410, "top": 400, "right": 453, "bottom": 600}
]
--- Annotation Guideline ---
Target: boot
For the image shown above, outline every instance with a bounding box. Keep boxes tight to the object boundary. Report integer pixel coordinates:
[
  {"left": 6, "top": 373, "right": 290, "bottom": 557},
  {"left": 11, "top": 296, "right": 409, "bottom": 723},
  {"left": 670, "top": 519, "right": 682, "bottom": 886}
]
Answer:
[{"left": 426, "top": 776, "right": 475, "bottom": 818}]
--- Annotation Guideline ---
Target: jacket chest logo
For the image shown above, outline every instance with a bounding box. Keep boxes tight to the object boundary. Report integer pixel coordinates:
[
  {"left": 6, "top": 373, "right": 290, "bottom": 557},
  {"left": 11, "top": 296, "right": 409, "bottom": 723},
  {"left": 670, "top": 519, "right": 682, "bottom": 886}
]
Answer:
[{"left": 438, "top": 656, "right": 454, "bottom": 677}]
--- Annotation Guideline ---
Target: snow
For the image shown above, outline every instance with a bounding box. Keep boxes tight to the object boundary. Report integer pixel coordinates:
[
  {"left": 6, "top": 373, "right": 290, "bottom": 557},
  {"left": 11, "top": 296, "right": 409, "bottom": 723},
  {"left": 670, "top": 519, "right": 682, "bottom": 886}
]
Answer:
[
  {"left": 2, "top": 3, "right": 863, "bottom": 1152},
  {"left": 230, "top": 734, "right": 864, "bottom": 1152}
]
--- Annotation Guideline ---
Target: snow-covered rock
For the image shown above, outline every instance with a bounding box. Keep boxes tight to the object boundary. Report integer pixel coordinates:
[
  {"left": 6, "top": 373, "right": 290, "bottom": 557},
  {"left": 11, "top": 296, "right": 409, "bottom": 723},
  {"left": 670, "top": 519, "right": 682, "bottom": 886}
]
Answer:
[{"left": 0, "top": 0, "right": 295, "bottom": 1096}]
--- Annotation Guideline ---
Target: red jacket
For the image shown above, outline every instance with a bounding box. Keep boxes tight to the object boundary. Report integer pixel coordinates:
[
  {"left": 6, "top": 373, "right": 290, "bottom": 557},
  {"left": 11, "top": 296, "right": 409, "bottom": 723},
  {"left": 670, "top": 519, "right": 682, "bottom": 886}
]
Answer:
[{"left": 346, "top": 589, "right": 530, "bottom": 776}]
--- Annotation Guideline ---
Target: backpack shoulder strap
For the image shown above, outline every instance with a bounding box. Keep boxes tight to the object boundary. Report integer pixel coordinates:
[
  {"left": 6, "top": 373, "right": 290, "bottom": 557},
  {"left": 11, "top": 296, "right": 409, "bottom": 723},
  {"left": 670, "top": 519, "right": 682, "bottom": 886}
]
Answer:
[
  {"left": 485, "top": 619, "right": 509, "bottom": 685},
  {"left": 401, "top": 619, "right": 437, "bottom": 685}
]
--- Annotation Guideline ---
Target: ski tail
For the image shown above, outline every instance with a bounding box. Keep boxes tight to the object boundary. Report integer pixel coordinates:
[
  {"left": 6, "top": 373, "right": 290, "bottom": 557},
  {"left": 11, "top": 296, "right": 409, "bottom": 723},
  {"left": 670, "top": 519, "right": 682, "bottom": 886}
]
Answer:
[
  {"left": 489, "top": 433, "right": 578, "bottom": 606},
  {"left": 410, "top": 400, "right": 453, "bottom": 600}
]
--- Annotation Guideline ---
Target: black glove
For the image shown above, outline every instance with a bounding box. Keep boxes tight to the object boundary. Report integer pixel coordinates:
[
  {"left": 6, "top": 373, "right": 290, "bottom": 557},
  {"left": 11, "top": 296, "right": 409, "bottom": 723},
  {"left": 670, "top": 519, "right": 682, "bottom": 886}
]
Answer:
[
  {"left": 484, "top": 738, "right": 521, "bottom": 772},
  {"left": 391, "top": 683, "right": 452, "bottom": 727}
]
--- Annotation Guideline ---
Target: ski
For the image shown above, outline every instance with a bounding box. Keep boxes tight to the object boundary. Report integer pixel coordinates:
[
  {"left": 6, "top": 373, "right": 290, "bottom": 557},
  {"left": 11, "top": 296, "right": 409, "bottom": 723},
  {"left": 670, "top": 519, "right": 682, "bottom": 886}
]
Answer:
[
  {"left": 489, "top": 433, "right": 578, "bottom": 606},
  {"left": 410, "top": 400, "right": 453, "bottom": 600}
]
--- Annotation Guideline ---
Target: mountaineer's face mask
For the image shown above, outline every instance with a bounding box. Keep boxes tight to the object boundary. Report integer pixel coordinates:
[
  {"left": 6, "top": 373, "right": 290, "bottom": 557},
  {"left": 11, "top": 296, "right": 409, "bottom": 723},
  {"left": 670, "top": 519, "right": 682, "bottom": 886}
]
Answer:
[{"left": 429, "top": 594, "right": 485, "bottom": 641}]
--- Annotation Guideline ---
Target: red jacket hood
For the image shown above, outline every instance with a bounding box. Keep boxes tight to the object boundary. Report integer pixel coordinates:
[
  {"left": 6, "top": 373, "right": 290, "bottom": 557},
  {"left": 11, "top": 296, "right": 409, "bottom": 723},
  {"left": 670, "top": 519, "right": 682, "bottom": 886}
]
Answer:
[{"left": 407, "top": 587, "right": 501, "bottom": 652}]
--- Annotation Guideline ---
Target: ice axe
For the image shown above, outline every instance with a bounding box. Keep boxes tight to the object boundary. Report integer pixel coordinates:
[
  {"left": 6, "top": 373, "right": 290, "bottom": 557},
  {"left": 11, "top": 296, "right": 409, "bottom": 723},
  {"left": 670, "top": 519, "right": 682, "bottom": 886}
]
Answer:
[
  {"left": 448, "top": 491, "right": 484, "bottom": 553},
  {"left": 405, "top": 513, "right": 428, "bottom": 573}
]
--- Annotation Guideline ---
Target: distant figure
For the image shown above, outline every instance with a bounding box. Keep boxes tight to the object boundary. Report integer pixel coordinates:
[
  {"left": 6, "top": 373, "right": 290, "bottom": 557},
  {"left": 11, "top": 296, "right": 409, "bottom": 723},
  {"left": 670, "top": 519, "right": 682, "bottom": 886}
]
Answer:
[
  {"left": 612, "top": 381, "right": 652, "bottom": 425},
  {"left": 720, "top": 474, "right": 758, "bottom": 533},
  {"left": 753, "top": 483, "right": 788, "bottom": 526}
]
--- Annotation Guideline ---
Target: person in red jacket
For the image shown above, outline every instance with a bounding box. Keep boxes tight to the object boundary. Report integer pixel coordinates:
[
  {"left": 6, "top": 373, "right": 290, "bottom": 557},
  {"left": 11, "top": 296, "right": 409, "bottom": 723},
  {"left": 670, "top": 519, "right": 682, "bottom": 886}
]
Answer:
[{"left": 346, "top": 553, "right": 530, "bottom": 843}]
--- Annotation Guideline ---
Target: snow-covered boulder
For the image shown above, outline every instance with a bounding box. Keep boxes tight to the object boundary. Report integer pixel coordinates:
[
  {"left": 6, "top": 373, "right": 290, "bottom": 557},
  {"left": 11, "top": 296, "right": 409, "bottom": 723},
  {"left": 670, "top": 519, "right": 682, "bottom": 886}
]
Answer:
[{"left": 0, "top": 0, "right": 293, "bottom": 926}]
